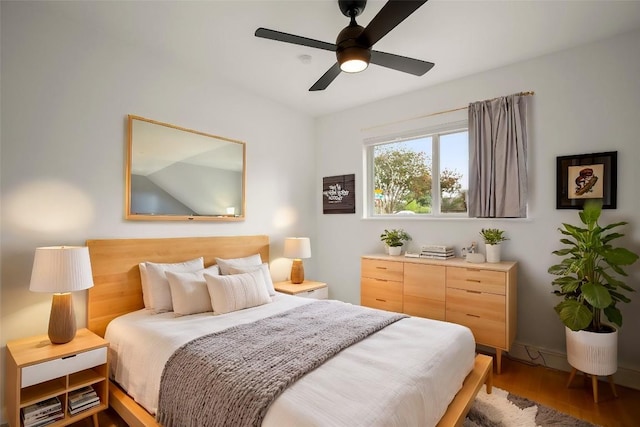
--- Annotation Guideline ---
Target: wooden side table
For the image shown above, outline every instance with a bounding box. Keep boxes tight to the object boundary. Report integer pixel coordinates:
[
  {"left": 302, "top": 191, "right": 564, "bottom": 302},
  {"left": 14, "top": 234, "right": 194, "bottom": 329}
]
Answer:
[
  {"left": 274, "top": 280, "right": 328, "bottom": 300},
  {"left": 5, "top": 328, "right": 109, "bottom": 427}
]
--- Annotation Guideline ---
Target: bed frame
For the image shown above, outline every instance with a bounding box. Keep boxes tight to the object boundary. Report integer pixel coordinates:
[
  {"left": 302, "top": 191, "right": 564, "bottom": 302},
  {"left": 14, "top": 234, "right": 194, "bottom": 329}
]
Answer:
[{"left": 86, "top": 235, "right": 492, "bottom": 427}]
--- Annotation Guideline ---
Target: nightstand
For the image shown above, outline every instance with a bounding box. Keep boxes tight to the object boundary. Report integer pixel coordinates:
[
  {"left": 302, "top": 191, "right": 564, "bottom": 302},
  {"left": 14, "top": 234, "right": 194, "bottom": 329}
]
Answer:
[
  {"left": 5, "top": 328, "right": 109, "bottom": 427},
  {"left": 274, "top": 280, "right": 328, "bottom": 300}
]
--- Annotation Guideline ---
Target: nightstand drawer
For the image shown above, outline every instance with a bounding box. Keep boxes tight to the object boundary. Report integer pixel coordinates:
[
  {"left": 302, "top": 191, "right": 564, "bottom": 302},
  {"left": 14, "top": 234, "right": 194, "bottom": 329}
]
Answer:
[
  {"left": 295, "top": 286, "right": 329, "bottom": 300},
  {"left": 22, "top": 347, "right": 107, "bottom": 388}
]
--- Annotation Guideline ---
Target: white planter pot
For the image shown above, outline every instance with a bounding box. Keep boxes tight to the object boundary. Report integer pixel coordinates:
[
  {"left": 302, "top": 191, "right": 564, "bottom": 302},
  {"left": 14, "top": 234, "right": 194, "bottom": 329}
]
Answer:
[
  {"left": 485, "top": 244, "right": 501, "bottom": 263},
  {"left": 388, "top": 246, "right": 402, "bottom": 256},
  {"left": 565, "top": 326, "right": 618, "bottom": 376}
]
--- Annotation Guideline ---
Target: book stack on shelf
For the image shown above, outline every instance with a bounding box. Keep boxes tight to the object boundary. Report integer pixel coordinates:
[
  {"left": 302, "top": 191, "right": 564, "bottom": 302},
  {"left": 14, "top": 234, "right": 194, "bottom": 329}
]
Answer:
[
  {"left": 420, "top": 245, "right": 455, "bottom": 260},
  {"left": 68, "top": 386, "right": 100, "bottom": 416},
  {"left": 21, "top": 396, "right": 64, "bottom": 427}
]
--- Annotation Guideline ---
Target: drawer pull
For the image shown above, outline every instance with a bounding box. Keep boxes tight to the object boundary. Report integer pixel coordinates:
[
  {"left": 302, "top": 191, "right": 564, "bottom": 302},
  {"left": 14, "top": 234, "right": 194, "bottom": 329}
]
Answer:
[
  {"left": 466, "top": 279, "right": 481, "bottom": 283},
  {"left": 466, "top": 314, "right": 481, "bottom": 318},
  {"left": 375, "top": 298, "right": 387, "bottom": 302},
  {"left": 375, "top": 278, "right": 388, "bottom": 282},
  {"left": 465, "top": 290, "right": 482, "bottom": 294},
  {"left": 375, "top": 267, "right": 388, "bottom": 270},
  {"left": 62, "top": 355, "right": 77, "bottom": 360},
  {"left": 306, "top": 290, "right": 315, "bottom": 294}
]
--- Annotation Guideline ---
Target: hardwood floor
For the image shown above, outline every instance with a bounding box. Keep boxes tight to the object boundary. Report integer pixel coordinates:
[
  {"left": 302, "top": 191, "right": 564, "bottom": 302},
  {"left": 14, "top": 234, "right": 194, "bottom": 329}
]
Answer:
[
  {"left": 491, "top": 356, "right": 640, "bottom": 427},
  {"left": 73, "top": 355, "right": 640, "bottom": 427}
]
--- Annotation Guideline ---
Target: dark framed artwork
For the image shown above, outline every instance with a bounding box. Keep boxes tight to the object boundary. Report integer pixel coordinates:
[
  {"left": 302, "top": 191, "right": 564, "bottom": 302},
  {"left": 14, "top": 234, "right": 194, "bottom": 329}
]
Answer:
[
  {"left": 322, "top": 174, "right": 355, "bottom": 214},
  {"left": 556, "top": 151, "right": 617, "bottom": 209}
]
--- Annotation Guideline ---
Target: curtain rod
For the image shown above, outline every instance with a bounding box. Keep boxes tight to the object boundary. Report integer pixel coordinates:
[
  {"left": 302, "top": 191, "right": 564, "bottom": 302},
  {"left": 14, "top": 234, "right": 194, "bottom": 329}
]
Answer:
[{"left": 362, "top": 91, "right": 535, "bottom": 132}]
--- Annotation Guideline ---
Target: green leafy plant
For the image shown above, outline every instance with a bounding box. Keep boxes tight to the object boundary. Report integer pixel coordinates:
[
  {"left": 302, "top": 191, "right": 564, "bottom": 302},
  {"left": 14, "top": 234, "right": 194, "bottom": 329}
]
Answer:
[
  {"left": 548, "top": 200, "right": 638, "bottom": 332},
  {"left": 479, "top": 228, "right": 508, "bottom": 245},
  {"left": 380, "top": 229, "right": 411, "bottom": 247}
]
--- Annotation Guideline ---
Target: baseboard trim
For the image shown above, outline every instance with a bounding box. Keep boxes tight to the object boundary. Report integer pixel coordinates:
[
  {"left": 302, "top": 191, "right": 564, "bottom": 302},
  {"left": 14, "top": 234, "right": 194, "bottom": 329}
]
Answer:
[{"left": 495, "top": 341, "right": 640, "bottom": 391}]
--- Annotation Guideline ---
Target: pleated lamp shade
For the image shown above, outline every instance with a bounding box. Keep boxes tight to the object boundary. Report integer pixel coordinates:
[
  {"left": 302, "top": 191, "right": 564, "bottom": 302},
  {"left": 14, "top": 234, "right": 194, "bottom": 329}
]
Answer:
[
  {"left": 30, "top": 246, "right": 94, "bottom": 344},
  {"left": 284, "top": 238, "right": 311, "bottom": 284}
]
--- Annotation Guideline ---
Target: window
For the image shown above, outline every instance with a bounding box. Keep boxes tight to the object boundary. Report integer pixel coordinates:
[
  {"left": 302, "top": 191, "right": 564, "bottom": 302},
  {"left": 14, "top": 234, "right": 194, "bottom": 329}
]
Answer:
[{"left": 365, "top": 123, "right": 468, "bottom": 217}]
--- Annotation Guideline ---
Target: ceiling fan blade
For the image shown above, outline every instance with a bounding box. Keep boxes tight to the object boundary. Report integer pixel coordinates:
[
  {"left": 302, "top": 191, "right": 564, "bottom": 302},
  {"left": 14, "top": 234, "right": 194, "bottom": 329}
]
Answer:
[
  {"left": 370, "top": 50, "right": 434, "bottom": 76},
  {"left": 357, "top": 0, "right": 428, "bottom": 47},
  {"left": 255, "top": 28, "right": 336, "bottom": 52},
  {"left": 309, "top": 63, "right": 342, "bottom": 91}
]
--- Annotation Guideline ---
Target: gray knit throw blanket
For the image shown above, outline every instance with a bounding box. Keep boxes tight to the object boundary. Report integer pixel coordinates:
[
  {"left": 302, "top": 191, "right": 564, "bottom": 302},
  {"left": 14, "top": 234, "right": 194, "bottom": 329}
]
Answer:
[{"left": 156, "top": 300, "right": 407, "bottom": 427}]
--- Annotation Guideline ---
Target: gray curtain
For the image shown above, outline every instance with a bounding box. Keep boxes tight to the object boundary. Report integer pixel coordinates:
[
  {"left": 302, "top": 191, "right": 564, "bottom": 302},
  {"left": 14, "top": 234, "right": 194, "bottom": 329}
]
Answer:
[{"left": 468, "top": 94, "right": 528, "bottom": 218}]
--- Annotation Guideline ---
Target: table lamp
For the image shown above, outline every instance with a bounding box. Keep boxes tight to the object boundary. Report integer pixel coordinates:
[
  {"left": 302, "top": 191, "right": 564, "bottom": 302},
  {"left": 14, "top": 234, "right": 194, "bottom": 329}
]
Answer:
[
  {"left": 283, "top": 237, "right": 311, "bottom": 284},
  {"left": 29, "top": 246, "right": 94, "bottom": 344}
]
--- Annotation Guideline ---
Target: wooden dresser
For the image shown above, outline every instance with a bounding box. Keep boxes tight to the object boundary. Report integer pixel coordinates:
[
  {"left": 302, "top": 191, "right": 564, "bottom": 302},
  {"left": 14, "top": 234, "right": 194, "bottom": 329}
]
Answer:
[{"left": 361, "top": 255, "right": 517, "bottom": 373}]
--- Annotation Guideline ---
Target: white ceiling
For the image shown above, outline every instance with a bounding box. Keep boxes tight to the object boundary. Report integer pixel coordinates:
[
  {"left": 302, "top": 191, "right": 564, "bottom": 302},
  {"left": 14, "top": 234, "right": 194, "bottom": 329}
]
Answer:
[{"left": 52, "top": 0, "right": 640, "bottom": 117}]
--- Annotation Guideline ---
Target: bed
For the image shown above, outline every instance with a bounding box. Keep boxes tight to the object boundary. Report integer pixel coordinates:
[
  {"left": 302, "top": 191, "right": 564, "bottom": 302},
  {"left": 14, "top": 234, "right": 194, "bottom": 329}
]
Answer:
[{"left": 86, "top": 235, "right": 492, "bottom": 427}]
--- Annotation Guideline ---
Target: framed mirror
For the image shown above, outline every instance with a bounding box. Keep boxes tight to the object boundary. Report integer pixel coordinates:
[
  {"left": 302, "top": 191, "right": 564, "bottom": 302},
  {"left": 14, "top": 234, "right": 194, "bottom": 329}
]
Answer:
[{"left": 126, "top": 115, "right": 246, "bottom": 221}]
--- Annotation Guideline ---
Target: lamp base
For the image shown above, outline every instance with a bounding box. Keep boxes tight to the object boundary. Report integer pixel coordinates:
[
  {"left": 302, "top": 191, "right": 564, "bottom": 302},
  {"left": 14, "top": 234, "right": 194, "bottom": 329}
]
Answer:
[
  {"left": 290, "top": 259, "right": 305, "bottom": 284},
  {"left": 48, "top": 293, "right": 77, "bottom": 344}
]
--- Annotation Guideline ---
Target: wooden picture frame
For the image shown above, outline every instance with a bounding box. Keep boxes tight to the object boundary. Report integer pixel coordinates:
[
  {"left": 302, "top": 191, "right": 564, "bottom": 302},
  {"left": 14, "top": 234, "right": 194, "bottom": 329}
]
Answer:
[
  {"left": 556, "top": 151, "right": 617, "bottom": 209},
  {"left": 322, "top": 174, "right": 355, "bottom": 214}
]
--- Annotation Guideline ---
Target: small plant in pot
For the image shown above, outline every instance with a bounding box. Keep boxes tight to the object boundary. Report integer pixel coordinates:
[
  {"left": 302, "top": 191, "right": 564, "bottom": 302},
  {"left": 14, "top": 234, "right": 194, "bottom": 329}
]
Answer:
[
  {"left": 380, "top": 229, "right": 411, "bottom": 256},
  {"left": 548, "top": 200, "right": 638, "bottom": 382},
  {"left": 479, "top": 228, "right": 508, "bottom": 263}
]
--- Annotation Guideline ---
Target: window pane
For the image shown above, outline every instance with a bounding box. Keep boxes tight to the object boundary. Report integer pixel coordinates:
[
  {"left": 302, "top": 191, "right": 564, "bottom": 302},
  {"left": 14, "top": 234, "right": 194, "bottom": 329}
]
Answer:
[
  {"left": 373, "top": 138, "right": 432, "bottom": 215},
  {"left": 439, "top": 131, "right": 468, "bottom": 213}
]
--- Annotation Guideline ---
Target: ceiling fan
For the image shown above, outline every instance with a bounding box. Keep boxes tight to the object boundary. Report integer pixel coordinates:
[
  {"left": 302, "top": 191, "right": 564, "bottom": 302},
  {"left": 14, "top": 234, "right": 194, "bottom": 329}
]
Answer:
[{"left": 255, "top": 0, "right": 434, "bottom": 91}]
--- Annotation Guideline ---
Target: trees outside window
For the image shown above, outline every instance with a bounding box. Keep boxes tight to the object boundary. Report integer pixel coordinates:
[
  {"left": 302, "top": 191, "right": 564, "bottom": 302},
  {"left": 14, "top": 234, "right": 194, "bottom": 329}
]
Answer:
[{"left": 369, "top": 128, "right": 468, "bottom": 216}]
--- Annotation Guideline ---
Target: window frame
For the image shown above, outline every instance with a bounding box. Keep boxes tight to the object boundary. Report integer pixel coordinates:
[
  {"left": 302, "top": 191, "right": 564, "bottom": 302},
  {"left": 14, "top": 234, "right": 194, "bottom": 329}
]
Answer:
[{"left": 363, "top": 120, "right": 469, "bottom": 219}]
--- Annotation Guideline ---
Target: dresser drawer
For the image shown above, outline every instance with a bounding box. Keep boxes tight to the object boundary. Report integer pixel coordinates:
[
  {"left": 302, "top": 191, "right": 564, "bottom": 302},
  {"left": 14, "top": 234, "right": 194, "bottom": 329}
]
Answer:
[
  {"left": 361, "top": 277, "right": 403, "bottom": 312},
  {"left": 446, "top": 266, "right": 506, "bottom": 295},
  {"left": 361, "top": 259, "right": 403, "bottom": 281},
  {"left": 446, "top": 287, "right": 506, "bottom": 348},
  {"left": 402, "top": 263, "right": 446, "bottom": 321},
  {"left": 446, "top": 287, "right": 506, "bottom": 322},
  {"left": 22, "top": 347, "right": 107, "bottom": 388},
  {"left": 404, "top": 295, "right": 445, "bottom": 320},
  {"left": 446, "top": 310, "right": 506, "bottom": 349}
]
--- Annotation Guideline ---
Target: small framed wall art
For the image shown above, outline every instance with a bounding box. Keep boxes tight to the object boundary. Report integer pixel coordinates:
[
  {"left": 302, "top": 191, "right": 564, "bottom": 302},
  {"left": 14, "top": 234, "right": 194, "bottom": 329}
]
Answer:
[
  {"left": 322, "top": 174, "right": 355, "bottom": 214},
  {"left": 556, "top": 151, "right": 617, "bottom": 209}
]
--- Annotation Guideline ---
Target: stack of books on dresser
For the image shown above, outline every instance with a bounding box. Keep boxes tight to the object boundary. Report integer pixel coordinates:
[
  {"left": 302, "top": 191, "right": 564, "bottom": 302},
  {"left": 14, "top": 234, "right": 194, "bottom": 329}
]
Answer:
[
  {"left": 419, "top": 245, "right": 455, "bottom": 260},
  {"left": 21, "top": 396, "right": 63, "bottom": 427},
  {"left": 68, "top": 386, "right": 100, "bottom": 415}
]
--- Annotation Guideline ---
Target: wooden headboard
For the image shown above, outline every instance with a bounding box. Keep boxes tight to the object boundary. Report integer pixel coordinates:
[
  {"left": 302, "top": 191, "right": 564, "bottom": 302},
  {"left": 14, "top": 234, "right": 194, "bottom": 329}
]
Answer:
[{"left": 86, "top": 235, "right": 270, "bottom": 337}]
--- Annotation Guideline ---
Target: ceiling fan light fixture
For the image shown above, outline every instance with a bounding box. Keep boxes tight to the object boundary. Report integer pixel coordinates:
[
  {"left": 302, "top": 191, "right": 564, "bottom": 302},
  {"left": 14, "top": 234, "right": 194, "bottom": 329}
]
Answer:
[
  {"left": 340, "top": 58, "right": 368, "bottom": 73},
  {"left": 337, "top": 47, "right": 371, "bottom": 73},
  {"left": 255, "top": 0, "right": 432, "bottom": 90}
]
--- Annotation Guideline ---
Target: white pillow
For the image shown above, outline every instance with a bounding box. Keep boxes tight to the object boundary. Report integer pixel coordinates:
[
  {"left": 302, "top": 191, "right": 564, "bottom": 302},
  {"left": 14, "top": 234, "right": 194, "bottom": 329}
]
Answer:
[
  {"left": 215, "top": 254, "right": 262, "bottom": 275},
  {"left": 228, "top": 263, "right": 276, "bottom": 296},
  {"left": 204, "top": 270, "right": 271, "bottom": 315},
  {"left": 165, "top": 265, "right": 219, "bottom": 316},
  {"left": 140, "top": 257, "right": 205, "bottom": 313}
]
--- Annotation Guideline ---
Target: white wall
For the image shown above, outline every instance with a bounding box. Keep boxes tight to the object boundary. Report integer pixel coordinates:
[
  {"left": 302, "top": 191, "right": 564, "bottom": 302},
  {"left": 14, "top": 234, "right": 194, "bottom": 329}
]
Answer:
[
  {"left": 0, "top": 3, "right": 317, "bottom": 421},
  {"left": 315, "top": 29, "right": 640, "bottom": 387}
]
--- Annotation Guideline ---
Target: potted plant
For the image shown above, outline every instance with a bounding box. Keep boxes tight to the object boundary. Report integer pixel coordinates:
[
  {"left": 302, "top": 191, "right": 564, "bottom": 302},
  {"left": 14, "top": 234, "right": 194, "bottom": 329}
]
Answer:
[
  {"left": 479, "top": 228, "right": 508, "bottom": 263},
  {"left": 548, "top": 200, "right": 638, "bottom": 379},
  {"left": 380, "top": 229, "right": 411, "bottom": 256}
]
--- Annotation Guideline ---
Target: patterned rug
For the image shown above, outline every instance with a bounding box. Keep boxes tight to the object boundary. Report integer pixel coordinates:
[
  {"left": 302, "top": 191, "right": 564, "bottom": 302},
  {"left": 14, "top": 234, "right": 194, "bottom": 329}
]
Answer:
[{"left": 464, "top": 386, "right": 598, "bottom": 427}]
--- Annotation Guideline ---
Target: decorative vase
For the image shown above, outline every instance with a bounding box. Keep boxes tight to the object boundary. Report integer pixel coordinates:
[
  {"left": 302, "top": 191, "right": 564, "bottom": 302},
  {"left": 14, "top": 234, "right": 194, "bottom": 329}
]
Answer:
[
  {"left": 485, "top": 243, "right": 501, "bottom": 263},
  {"left": 565, "top": 326, "right": 618, "bottom": 376},
  {"left": 388, "top": 246, "right": 402, "bottom": 256}
]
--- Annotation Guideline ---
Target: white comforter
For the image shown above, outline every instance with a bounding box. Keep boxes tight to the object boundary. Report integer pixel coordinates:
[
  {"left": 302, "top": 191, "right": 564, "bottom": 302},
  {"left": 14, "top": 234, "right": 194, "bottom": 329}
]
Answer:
[{"left": 105, "top": 294, "right": 475, "bottom": 427}]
